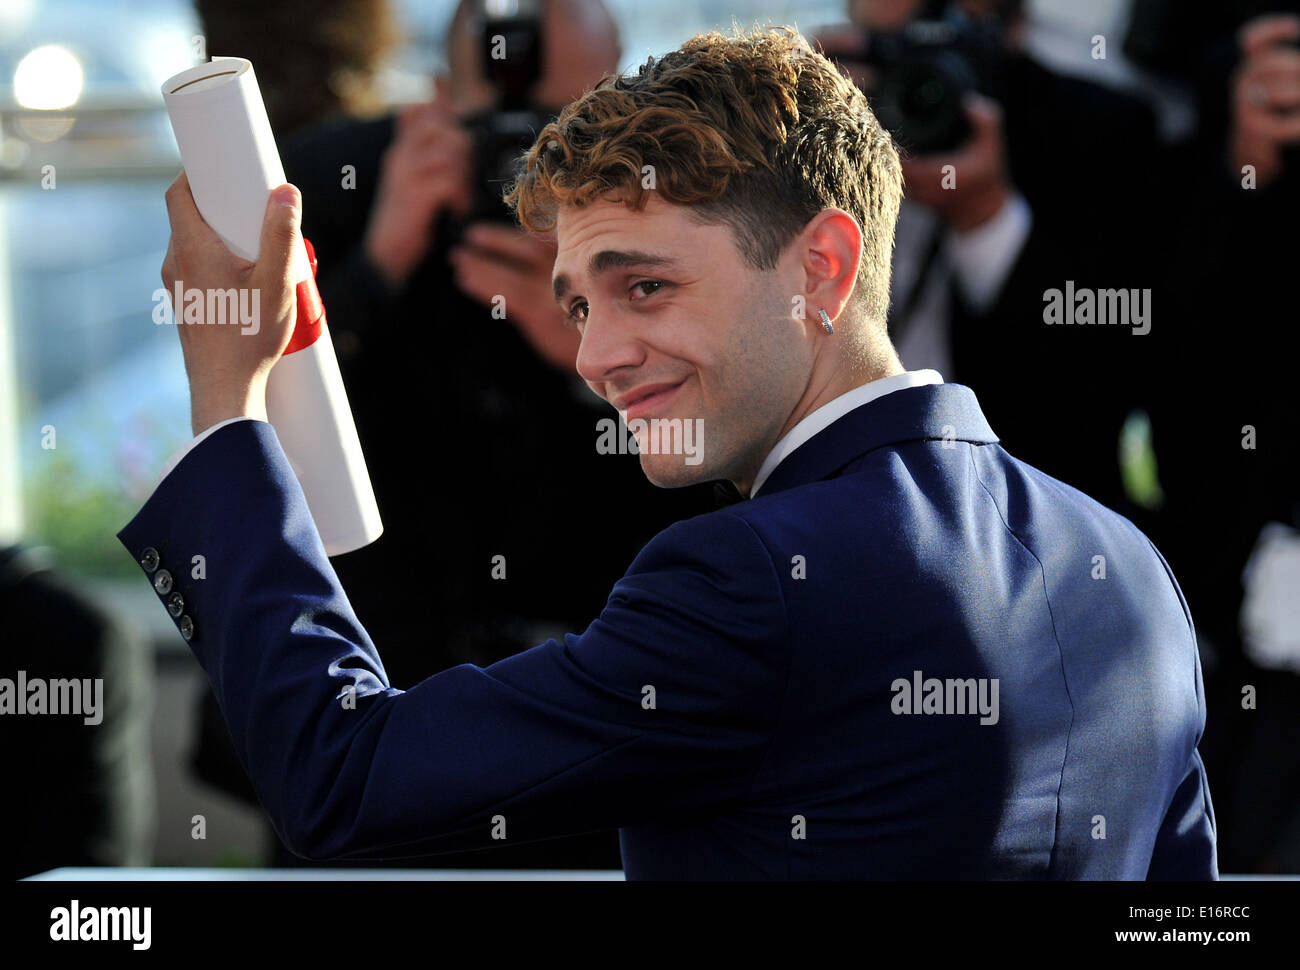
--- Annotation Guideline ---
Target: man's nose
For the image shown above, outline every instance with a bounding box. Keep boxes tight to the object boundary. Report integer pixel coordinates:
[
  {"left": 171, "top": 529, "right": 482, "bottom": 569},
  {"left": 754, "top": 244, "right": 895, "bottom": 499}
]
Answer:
[{"left": 575, "top": 309, "right": 644, "bottom": 388}]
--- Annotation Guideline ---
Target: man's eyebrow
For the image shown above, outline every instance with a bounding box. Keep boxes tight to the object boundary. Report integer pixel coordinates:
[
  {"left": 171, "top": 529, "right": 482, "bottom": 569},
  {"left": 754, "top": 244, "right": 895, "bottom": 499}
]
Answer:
[{"left": 552, "top": 250, "right": 682, "bottom": 305}]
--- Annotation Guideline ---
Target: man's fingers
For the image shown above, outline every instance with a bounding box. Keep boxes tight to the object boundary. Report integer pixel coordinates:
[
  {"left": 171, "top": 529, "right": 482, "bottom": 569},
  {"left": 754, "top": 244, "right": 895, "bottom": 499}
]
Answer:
[
  {"left": 160, "top": 236, "right": 176, "bottom": 287},
  {"left": 257, "top": 184, "right": 302, "bottom": 282},
  {"left": 449, "top": 245, "right": 542, "bottom": 304},
  {"left": 1240, "top": 14, "right": 1300, "bottom": 59},
  {"left": 427, "top": 91, "right": 459, "bottom": 118},
  {"left": 1243, "top": 47, "right": 1300, "bottom": 83},
  {"left": 459, "top": 224, "right": 555, "bottom": 267},
  {"left": 395, "top": 108, "right": 468, "bottom": 151},
  {"left": 1249, "top": 109, "right": 1300, "bottom": 142},
  {"left": 387, "top": 130, "right": 471, "bottom": 188},
  {"left": 448, "top": 245, "right": 507, "bottom": 303},
  {"left": 1259, "top": 84, "right": 1300, "bottom": 111},
  {"left": 163, "top": 171, "right": 224, "bottom": 255},
  {"left": 964, "top": 92, "right": 1002, "bottom": 127},
  {"left": 395, "top": 101, "right": 435, "bottom": 135},
  {"left": 162, "top": 170, "right": 192, "bottom": 223},
  {"left": 396, "top": 145, "right": 470, "bottom": 178},
  {"left": 395, "top": 122, "right": 457, "bottom": 155},
  {"left": 962, "top": 94, "right": 1004, "bottom": 157}
]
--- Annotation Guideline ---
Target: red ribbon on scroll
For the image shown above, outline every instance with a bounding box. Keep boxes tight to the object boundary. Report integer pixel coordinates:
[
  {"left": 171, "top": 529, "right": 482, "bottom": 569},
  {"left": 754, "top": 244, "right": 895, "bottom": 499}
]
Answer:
[{"left": 284, "top": 236, "right": 326, "bottom": 355}]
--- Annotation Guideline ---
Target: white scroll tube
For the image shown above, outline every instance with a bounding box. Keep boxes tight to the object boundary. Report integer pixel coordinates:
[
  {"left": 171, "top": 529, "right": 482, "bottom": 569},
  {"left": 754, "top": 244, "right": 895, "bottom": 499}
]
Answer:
[{"left": 161, "top": 57, "right": 382, "bottom": 556}]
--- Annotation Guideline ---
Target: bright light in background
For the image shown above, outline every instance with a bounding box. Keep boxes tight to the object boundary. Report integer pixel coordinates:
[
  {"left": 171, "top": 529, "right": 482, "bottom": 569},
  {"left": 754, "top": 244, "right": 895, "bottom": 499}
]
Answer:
[
  {"left": 0, "top": 0, "right": 37, "bottom": 36},
  {"left": 136, "top": 27, "right": 202, "bottom": 90},
  {"left": 14, "top": 44, "right": 85, "bottom": 110}
]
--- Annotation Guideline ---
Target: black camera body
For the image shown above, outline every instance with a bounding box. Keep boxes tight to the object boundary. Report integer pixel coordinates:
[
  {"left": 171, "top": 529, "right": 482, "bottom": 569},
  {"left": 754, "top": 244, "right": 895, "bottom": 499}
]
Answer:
[
  {"left": 862, "top": 1, "right": 1006, "bottom": 155},
  {"left": 457, "top": 0, "right": 553, "bottom": 227}
]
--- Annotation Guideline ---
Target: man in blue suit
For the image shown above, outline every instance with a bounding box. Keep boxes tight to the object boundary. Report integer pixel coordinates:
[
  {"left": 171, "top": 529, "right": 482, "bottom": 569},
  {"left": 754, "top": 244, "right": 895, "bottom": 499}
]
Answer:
[{"left": 121, "top": 26, "right": 1216, "bottom": 878}]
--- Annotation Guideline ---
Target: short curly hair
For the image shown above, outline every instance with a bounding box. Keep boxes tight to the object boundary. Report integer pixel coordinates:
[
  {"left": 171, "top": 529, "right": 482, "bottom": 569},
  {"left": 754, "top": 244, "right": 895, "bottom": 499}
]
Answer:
[{"left": 503, "top": 25, "right": 903, "bottom": 327}]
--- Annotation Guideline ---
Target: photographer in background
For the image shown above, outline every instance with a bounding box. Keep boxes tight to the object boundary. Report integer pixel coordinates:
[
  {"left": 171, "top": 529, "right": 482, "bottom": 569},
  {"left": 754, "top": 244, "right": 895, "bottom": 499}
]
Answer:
[
  {"left": 1127, "top": 3, "right": 1300, "bottom": 873},
  {"left": 204, "top": 0, "right": 716, "bottom": 870},
  {"left": 816, "top": 0, "right": 1167, "bottom": 519},
  {"left": 297, "top": 0, "right": 610, "bottom": 372}
]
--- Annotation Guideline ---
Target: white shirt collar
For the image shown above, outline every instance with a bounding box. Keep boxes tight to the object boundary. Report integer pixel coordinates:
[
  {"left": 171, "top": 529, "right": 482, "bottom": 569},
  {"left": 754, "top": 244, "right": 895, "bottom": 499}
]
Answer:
[{"left": 749, "top": 369, "right": 945, "bottom": 498}]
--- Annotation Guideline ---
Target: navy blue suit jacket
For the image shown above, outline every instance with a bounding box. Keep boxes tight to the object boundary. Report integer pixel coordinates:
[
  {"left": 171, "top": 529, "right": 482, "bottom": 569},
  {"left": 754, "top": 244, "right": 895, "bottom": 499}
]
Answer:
[{"left": 118, "top": 382, "right": 1216, "bottom": 878}]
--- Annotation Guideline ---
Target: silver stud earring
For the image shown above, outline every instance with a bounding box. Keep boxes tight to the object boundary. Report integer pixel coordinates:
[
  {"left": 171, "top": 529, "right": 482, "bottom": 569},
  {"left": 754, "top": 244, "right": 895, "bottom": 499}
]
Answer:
[{"left": 819, "top": 309, "right": 834, "bottom": 335}]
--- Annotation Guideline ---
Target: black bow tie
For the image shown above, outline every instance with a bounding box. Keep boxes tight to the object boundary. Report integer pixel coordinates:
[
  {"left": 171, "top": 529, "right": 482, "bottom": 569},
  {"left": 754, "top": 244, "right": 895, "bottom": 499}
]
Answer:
[{"left": 712, "top": 481, "right": 747, "bottom": 508}]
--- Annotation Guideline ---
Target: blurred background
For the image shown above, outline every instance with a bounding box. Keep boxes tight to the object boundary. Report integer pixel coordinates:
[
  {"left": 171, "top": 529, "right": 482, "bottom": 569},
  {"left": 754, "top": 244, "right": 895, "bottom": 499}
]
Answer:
[{"left": 2, "top": 0, "right": 1297, "bottom": 878}]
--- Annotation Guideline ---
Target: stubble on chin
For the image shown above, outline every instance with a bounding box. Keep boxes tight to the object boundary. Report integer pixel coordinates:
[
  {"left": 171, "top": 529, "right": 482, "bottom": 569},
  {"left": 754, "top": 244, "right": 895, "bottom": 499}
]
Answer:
[{"left": 638, "top": 456, "right": 700, "bottom": 489}]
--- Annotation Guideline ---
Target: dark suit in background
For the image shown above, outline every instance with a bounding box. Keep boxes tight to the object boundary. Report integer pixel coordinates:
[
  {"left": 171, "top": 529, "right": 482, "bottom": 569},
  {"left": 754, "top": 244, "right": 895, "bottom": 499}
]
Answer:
[
  {"left": 939, "top": 52, "right": 1168, "bottom": 524},
  {"left": 1124, "top": 0, "right": 1300, "bottom": 871},
  {"left": 1, "top": 545, "right": 154, "bottom": 879}
]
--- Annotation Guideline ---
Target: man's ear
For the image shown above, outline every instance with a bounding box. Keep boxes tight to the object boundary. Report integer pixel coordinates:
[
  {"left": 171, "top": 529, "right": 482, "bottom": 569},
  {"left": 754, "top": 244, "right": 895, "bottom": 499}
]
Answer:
[{"left": 799, "top": 208, "right": 863, "bottom": 322}]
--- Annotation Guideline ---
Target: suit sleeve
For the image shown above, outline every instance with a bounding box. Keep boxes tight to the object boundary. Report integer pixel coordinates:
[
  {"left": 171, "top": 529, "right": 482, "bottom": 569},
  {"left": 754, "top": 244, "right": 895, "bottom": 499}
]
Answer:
[
  {"left": 117, "top": 420, "right": 790, "bottom": 861},
  {"left": 1147, "top": 749, "right": 1217, "bottom": 879},
  {"left": 1144, "top": 537, "right": 1219, "bottom": 879}
]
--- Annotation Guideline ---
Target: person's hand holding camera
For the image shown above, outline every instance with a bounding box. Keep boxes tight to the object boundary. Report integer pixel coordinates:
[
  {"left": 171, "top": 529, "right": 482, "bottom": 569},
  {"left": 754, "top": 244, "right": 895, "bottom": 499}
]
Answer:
[
  {"left": 364, "top": 98, "right": 474, "bottom": 290},
  {"left": 899, "top": 93, "right": 1012, "bottom": 233},
  {"left": 449, "top": 224, "right": 580, "bottom": 373},
  {"left": 1231, "top": 13, "right": 1300, "bottom": 189}
]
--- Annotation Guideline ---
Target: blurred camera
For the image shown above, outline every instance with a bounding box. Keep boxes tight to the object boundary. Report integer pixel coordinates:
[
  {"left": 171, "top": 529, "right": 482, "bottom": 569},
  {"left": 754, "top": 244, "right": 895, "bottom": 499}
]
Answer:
[
  {"left": 862, "top": 0, "right": 1006, "bottom": 155},
  {"left": 455, "top": 0, "right": 556, "bottom": 227}
]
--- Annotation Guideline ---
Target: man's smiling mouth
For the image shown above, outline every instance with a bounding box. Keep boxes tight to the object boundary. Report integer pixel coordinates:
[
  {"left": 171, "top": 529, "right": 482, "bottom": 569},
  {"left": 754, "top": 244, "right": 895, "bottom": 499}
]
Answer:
[{"left": 614, "top": 378, "right": 687, "bottom": 422}]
